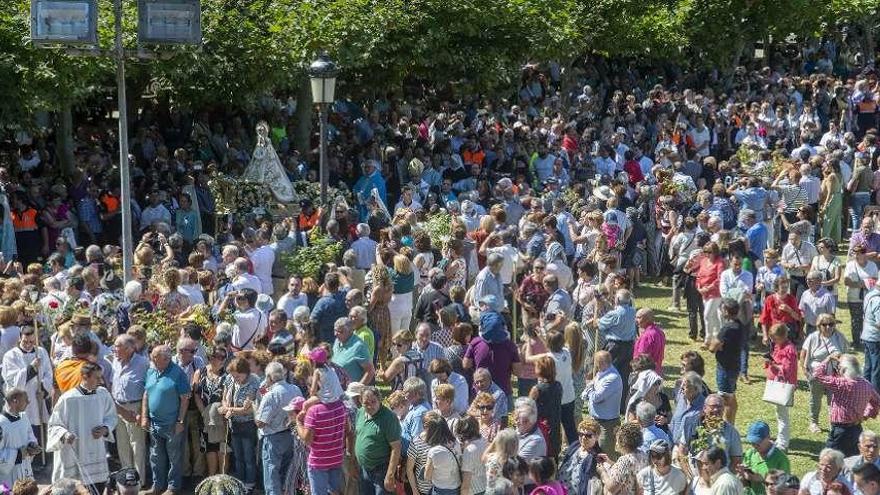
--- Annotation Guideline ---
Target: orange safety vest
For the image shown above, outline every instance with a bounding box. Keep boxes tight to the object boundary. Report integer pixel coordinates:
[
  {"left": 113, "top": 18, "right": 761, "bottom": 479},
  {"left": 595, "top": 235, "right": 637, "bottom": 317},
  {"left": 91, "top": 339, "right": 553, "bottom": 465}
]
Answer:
[
  {"left": 298, "top": 211, "right": 320, "bottom": 230},
  {"left": 11, "top": 208, "right": 37, "bottom": 231}
]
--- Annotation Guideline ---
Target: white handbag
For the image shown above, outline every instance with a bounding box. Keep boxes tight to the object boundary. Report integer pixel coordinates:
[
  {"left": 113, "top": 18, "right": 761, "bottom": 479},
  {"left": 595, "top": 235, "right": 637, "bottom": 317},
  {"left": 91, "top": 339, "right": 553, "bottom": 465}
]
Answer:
[{"left": 762, "top": 379, "right": 795, "bottom": 407}]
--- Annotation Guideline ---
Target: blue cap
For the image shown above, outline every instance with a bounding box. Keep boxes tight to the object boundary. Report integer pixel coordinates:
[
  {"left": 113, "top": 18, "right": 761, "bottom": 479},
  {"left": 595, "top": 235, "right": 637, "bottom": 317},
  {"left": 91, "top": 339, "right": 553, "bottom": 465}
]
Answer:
[{"left": 745, "top": 421, "right": 770, "bottom": 443}]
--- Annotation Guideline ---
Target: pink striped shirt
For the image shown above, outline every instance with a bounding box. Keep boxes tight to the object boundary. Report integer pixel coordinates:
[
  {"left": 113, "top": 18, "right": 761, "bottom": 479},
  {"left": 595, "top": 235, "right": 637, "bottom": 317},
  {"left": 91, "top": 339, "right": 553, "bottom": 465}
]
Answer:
[{"left": 303, "top": 400, "right": 347, "bottom": 469}]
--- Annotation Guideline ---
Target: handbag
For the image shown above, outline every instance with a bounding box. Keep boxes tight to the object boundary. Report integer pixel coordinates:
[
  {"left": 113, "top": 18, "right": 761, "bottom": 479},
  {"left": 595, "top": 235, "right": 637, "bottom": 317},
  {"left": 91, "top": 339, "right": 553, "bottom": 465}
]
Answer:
[{"left": 762, "top": 379, "right": 795, "bottom": 407}]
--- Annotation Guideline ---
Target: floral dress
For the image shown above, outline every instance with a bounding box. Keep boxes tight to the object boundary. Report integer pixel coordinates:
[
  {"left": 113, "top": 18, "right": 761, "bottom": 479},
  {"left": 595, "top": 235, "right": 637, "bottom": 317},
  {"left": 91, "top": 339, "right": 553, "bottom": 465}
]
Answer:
[{"left": 606, "top": 452, "right": 647, "bottom": 495}]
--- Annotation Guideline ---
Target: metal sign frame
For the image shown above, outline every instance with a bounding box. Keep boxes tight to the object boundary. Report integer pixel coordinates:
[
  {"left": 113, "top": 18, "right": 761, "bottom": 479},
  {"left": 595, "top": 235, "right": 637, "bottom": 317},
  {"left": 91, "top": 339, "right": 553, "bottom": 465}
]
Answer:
[
  {"left": 30, "top": 0, "right": 98, "bottom": 45},
  {"left": 137, "top": 0, "right": 202, "bottom": 45}
]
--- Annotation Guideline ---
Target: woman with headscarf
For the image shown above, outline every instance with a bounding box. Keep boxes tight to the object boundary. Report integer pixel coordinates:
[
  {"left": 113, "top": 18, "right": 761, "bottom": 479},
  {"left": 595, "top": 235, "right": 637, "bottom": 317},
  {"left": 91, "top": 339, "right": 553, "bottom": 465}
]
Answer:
[{"left": 545, "top": 241, "right": 572, "bottom": 290}]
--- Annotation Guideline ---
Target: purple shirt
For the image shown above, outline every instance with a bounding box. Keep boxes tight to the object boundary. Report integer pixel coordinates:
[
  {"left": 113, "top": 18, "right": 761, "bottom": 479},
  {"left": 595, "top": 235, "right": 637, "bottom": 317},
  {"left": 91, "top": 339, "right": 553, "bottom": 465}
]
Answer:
[
  {"left": 464, "top": 336, "right": 520, "bottom": 394},
  {"left": 850, "top": 232, "right": 880, "bottom": 256},
  {"left": 633, "top": 323, "right": 666, "bottom": 374}
]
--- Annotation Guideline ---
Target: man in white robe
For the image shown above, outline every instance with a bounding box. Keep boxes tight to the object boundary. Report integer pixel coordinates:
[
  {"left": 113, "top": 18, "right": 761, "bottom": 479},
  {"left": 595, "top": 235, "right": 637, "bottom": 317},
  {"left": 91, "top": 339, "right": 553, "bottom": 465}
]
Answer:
[
  {"left": 2, "top": 327, "right": 53, "bottom": 448},
  {"left": 0, "top": 388, "right": 39, "bottom": 488},
  {"left": 47, "top": 362, "right": 117, "bottom": 491}
]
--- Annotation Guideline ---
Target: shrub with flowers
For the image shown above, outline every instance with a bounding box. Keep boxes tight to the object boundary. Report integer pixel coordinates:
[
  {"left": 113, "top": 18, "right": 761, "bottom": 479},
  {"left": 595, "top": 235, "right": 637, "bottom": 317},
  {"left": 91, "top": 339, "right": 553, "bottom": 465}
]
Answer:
[{"left": 209, "top": 174, "right": 274, "bottom": 214}]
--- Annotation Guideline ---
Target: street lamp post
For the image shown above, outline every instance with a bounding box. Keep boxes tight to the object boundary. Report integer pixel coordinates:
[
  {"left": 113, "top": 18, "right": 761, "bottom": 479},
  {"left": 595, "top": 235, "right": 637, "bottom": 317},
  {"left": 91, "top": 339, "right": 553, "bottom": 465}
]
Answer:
[{"left": 308, "top": 54, "right": 338, "bottom": 206}]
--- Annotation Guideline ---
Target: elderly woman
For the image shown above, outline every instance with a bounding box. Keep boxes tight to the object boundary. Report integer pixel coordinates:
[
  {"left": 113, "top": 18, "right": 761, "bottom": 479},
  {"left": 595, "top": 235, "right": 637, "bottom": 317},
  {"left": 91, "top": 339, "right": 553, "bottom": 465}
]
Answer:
[
  {"left": 193, "top": 347, "right": 230, "bottom": 476},
  {"left": 596, "top": 422, "right": 648, "bottom": 495},
  {"left": 559, "top": 416, "right": 603, "bottom": 495},
  {"left": 514, "top": 397, "right": 547, "bottom": 461},
  {"left": 219, "top": 357, "right": 260, "bottom": 492},
  {"left": 798, "top": 448, "right": 849, "bottom": 495},
  {"left": 470, "top": 392, "right": 500, "bottom": 443},
  {"left": 800, "top": 313, "right": 850, "bottom": 434},
  {"left": 844, "top": 244, "right": 877, "bottom": 346},
  {"left": 636, "top": 439, "right": 687, "bottom": 495},
  {"left": 406, "top": 411, "right": 434, "bottom": 495},
  {"left": 764, "top": 323, "right": 798, "bottom": 451}
]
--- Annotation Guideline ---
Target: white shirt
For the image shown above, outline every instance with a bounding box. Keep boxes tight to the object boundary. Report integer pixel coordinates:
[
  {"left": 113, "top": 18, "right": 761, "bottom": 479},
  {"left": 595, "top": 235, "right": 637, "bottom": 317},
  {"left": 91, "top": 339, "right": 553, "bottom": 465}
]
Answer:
[
  {"left": 232, "top": 273, "right": 262, "bottom": 294},
  {"left": 781, "top": 241, "right": 818, "bottom": 276},
  {"left": 277, "top": 292, "right": 308, "bottom": 319},
  {"left": 689, "top": 127, "right": 711, "bottom": 157},
  {"left": 350, "top": 237, "right": 378, "bottom": 270},
  {"left": 844, "top": 260, "right": 879, "bottom": 302},
  {"left": 178, "top": 284, "right": 204, "bottom": 305},
  {"left": 233, "top": 308, "right": 267, "bottom": 350},
  {"left": 250, "top": 245, "right": 275, "bottom": 295},
  {"left": 800, "top": 176, "right": 821, "bottom": 204},
  {"left": 139, "top": 204, "right": 172, "bottom": 230},
  {"left": 430, "top": 372, "right": 470, "bottom": 415},
  {"left": 487, "top": 245, "right": 519, "bottom": 285},
  {"left": 719, "top": 268, "right": 754, "bottom": 299},
  {"left": 637, "top": 465, "right": 688, "bottom": 495},
  {"left": 551, "top": 349, "right": 576, "bottom": 404}
]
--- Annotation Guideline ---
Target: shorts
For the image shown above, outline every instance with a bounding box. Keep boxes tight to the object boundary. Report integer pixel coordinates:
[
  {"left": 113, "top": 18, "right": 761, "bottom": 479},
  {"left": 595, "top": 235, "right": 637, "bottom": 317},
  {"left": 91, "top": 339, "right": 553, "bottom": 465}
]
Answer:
[{"left": 715, "top": 366, "right": 739, "bottom": 394}]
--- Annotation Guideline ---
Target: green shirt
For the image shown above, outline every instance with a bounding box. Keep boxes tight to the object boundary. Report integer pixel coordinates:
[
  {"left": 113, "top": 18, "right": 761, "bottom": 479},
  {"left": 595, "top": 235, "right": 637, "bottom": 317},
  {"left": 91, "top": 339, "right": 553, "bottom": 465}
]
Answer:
[
  {"left": 355, "top": 406, "right": 401, "bottom": 469},
  {"left": 742, "top": 446, "right": 791, "bottom": 495},
  {"left": 332, "top": 335, "right": 370, "bottom": 382},
  {"left": 354, "top": 325, "right": 376, "bottom": 360}
]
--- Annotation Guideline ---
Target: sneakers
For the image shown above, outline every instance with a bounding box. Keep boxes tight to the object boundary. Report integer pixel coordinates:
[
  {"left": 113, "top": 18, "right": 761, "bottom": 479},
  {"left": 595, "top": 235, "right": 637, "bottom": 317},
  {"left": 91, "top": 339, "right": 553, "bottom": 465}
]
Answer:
[{"left": 809, "top": 422, "right": 821, "bottom": 434}]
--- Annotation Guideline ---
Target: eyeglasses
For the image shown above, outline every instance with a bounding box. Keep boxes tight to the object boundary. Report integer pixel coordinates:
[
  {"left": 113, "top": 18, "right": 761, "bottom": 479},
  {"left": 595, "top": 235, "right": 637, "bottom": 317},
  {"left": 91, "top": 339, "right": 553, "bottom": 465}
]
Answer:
[
  {"left": 534, "top": 266, "right": 545, "bottom": 270},
  {"left": 578, "top": 431, "right": 595, "bottom": 438},
  {"left": 478, "top": 405, "right": 494, "bottom": 411},
  {"left": 820, "top": 323, "right": 835, "bottom": 328}
]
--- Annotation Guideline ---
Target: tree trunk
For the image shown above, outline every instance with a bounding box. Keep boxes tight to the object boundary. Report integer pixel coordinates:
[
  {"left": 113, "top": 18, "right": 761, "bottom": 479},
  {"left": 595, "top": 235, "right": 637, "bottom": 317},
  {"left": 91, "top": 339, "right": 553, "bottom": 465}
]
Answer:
[
  {"left": 56, "top": 101, "right": 75, "bottom": 177},
  {"left": 295, "top": 78, "right": 313, "bottom": 158}
]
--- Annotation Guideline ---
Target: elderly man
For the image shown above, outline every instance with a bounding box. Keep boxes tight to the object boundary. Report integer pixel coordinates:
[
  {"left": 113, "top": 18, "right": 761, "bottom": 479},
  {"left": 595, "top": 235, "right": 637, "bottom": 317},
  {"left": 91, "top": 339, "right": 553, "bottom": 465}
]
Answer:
[
  {"left": 257, "top": 362, "right": 302, "bottom": 495},
  {"left": 473, "top": 367, "right": 508, "bottom": 423},
  {"left": 738, "top": 421, "right": 791, "bottom": 495},
  {"left": 428, "top": 359, "right": 469, "bottom": 415},
  {"left": 740, "top": 208, "right": 768, "bottom": 261},
  {"left": 514, "top": 397, "right": 547, "bottom": 461},
  {"left": 633, "top": 308, "right": 665, "bottom": 373},
  {"left": 141, "top": 344, "right": 191, "bottom": 495},
  {"left": 172, "top": 337, "right": 206, "bottom": 480},
  {"left": 861, "top": 284, "right": 880, "bottom": 391},
  {"left": 541, "top": 274, "right": 572, "bottom": 329},
  {"left": 230, "top": 257, "right": 262, "bottom": 294},
  {"left": 108, "top": 334, "right": 148, "bottom": 486},
  {"left": 355, "top": 387, "right": 401, "bottom": 495},
  {"left": 845, "top": 431, "right": 880, "bottom": 495},
  {"left": 414, "top": 322, "right": 445, "bottom": 365},
  {"left": 47, "top": 363, "right": 117, "bottom": 491},
  {"left": 849, "top": 218, "right": 880, "bottom": 260},
  {"left": 472, "top": 253, "right": 506, "bottom": 316},
  {"left": 677, "top": 393, "right": 743, "bottom": 468},
  {"left": 400, "top": 377, "right": 431, "bottom": 451},
  {"left": 350, "top": 223, "right": 378, "bottom": 270},
  {"left": 800, "top": 271, "right": 836, "bottom": 334},
  {"left": 814, "top": 354, "right": 880, "bottom": 456},
  {"left": 331, "top": 317, "right": 374, "bottom": 385},
  {"left": 799, "top": 448, "right": 850, "bottom": 495},
  {"left": 670, "top": 371, "right": 707, "bottom": 447},
  {"left": 348, "top": 306, "right": 376, "bottom": 363},
  {"left": 582, "top": 350, "right": 622, "bottom": 457},
  {"left": 593, "top": 289, "right": 637, "bottom": 412},
  {"left": 636, "top": 402, "right": 670, "bottom": 451},
  {"left": 311, "top": 272, "right": 348, "bottom": 344}
]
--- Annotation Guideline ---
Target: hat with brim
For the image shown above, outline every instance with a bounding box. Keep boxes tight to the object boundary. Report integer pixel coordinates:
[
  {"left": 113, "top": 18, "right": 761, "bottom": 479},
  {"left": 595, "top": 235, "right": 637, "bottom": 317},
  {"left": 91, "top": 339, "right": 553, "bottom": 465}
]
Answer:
[
  {"left": 71, "top": 314, "right": 91, "bottom": 327},
  {"left": 593, "top": 185, "right": 614, "bottom": 202},
  {"left": 345, "top": 382, "right": 365, "bottom": 399}
]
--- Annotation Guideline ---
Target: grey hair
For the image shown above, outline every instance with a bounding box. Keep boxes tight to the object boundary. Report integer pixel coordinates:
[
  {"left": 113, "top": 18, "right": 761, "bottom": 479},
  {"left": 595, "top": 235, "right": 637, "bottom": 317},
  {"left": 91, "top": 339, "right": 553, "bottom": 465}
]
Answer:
[
  {"left": 485, "top": 477, "right": 514, "bottom": 495},
  {"left": 115, "top": 334, "right": 136, "bottom": 349},
  {"left": 221, "top": 244, "right": 240, "bottom": 258},
  {"left": 682, "top": 371, "right": 703, "bottom": 391},
  {"left": 50, "top": 478, "right": 89, "bottom": 495},
  {"left": 293, "top": 306, "right": 310, "bottom": 323},
  {"left": 265, "top": 362, "right": 285, "bottom": 383},
  {"left": 616, "top": 289, "right": 633, "bottom": 306},
  {"left": 514, "top": 397, "right": 537, "bottom": 424},
  {"left": 350, "top": 305, "right": 368, "bottom": 322},
  {"left": 151, "top": 344, "right": 173, "bottom": 360},
  {"left": 819, "top": 448, "right": 846, "bottom": 469},
  {"left": 356, "top": 223, "right": 370, "bottom": 237},
  {"left": 807, "top": 270, "right": 823, "bottom": 281},
  {"left": 474, "top": 367, "right": 492, "bottom": 382},
  {"left": 85, "top": 244, "right": 103, "bottom": 262},
  {"left": 334, "top": 317, "right": 350, "bottom": 331},
  {"left": 403, "top": 376, "right": 426, "bottom": 399},
  {"left": 861, "top": 430, "right": 878, "bottom": 443},
  {"left": 635, "top": 401, "right": 657, "bottom": 426},
  {"left": 487, "top": 252, "right": 504, "bottom": 266},
  {"left": 839, "top": 354, "right": 862, "bottom": 379}
]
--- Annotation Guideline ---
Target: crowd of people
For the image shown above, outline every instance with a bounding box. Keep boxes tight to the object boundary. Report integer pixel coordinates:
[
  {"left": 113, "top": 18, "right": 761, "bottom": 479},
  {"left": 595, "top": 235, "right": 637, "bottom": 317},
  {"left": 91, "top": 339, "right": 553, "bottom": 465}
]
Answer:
[{"left": 4, "top": 40, "right": 880, "bottom": 495}]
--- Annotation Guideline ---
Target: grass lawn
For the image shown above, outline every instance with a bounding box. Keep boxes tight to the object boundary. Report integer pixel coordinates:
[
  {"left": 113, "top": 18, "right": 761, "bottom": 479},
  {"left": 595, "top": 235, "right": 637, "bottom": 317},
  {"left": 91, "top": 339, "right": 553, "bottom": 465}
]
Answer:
[{"left": 633, "top": 279, "right": 879, "bottom": 477}]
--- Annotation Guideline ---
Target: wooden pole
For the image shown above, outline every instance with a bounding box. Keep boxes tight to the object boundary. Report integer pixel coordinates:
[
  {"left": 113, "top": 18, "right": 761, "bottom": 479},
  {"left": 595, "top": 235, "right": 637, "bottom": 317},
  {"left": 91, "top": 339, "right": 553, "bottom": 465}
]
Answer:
[{"left": 33, "top": 312, "right": 47, "bottom": 465}]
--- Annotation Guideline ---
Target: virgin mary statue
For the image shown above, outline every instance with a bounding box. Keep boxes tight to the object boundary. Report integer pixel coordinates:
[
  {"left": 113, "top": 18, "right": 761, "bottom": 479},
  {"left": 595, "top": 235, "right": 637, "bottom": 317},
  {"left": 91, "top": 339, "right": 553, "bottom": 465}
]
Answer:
[{"left": 243, "top": 122, "right": 297, "bottom": 203}]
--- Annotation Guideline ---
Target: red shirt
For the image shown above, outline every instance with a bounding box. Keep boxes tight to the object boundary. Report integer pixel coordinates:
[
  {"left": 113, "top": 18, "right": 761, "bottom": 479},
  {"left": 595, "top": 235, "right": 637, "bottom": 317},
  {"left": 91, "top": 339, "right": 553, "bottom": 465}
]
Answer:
[
  {"left": 759, "top": 293, "right": 801, "bottom": 328},
  {"left": 813, "top": 365, "right": 880, "bottom": 424},
  {"left": 303, "top": 400, "right": 347, "bottom": 469},
  {"left": 623, "top": 160, "right": 645, "bottom": 186},
  {"left": 633, "top": 323, "right": 665, "bottom": 374},
  {"left": 765, "top": 340, "right": 797, "bottom": 384},
  {"left": 695, "top": 257, "right": 725, "bottom": 300}
]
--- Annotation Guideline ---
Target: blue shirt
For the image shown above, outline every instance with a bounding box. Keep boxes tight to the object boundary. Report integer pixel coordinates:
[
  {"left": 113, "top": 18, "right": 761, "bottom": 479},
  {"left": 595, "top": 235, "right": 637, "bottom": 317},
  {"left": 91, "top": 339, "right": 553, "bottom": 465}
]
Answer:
[
  {"left": 145, "top": 362, "right": 191, "bottom": 427},
  {"left": 670, "top": 384, "right": 705, "bottom": 446},
  {"left": 311, "top": 291, "right": 348, "bottom": 343},
  {"left": 745, "top": 223, "right": 768, "bottom": 259},
  {"left": 586, "top": 366, "right": 622, "bottom": 421},
  {"left": 641, "top": 425, "right": 672, "bottom": 453},
  {"left": 401, "top": 399, "right": 431, "bottom": 451},
  {"left": 598, "top": 304, "right": 637, "bottom": 341},
  {"left": 863, "top": 287, "right": 880, "bottom": 343},
  {"left": 109, "top": 353, "right": 148, "bottom": 404},
  {"left": 256, "top": 381, "right": 302, "bottom": 435},
  {"left": 734, "top": 187, "right": 768, "bottom": 221}
]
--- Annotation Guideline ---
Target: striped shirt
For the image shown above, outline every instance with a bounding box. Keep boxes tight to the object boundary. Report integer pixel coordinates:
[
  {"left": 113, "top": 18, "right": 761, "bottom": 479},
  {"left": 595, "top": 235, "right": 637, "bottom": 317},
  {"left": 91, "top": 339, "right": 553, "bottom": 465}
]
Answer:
[
  {"left": 303, "top": 400, "right": 347, "bottom": 469},
  {"left": 813, "top": 365, "right": 880, "bottom": 425}
]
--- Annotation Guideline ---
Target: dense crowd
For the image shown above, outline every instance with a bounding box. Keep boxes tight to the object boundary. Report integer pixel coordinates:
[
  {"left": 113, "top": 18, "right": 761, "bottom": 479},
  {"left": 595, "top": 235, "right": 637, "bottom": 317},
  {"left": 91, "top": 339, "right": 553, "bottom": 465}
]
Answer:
[{"left": 5, "top": 41, "right": 880, "bottom": 495}]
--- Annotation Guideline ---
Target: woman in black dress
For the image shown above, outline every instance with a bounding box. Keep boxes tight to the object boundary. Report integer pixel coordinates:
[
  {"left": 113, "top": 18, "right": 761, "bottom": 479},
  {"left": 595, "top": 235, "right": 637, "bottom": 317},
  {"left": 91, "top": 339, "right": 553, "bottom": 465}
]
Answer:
[{"left": 529, "top": 355, "right": 562, "bottom": 457}]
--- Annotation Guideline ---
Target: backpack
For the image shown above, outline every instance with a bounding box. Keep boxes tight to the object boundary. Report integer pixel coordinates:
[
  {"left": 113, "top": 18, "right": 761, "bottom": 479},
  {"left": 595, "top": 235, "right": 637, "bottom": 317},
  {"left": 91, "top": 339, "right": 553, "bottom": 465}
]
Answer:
[{"left": 399, "top": 349, "right": 434, "bottom": 402}]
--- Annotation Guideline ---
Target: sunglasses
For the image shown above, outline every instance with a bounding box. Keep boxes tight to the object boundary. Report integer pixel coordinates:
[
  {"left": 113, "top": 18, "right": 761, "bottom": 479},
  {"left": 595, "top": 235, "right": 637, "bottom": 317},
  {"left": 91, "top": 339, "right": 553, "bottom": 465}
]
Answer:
[
  {"left": 578, "top": 431, "right": 595, "bottom": 438},
  {"left": 478, "top": 405, "right": 494, "bottom": 411},
  {"left": 820, "top": 323, "right": 835, "bottom": 327}
]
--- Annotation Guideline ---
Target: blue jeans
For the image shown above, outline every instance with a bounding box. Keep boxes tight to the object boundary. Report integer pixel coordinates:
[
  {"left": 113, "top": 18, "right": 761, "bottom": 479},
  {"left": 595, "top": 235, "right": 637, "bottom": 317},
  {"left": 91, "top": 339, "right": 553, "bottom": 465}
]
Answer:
[
  {"left": 715, "top": 366, "right": 739, "bottom": 394},
  {"left": 864, "top": 341, "right": 880, "bottom": 392},
  {"left": 149, "top": 423, "right": 185, "bottom": 491},
  {"left": 230, "top": 421, "right": 258, "bottom": 486},
  {"left": 359, "top": 463, "right": 391, "bottom": 495},
  {"left": 262, "top": 430, "right": 294, "bottom": 495},
  {"left": 308, "top": 466, "right": 343, "bottom": 495},
  {"left": 851, "top": 192, "right": 872, "bottom": 233}
]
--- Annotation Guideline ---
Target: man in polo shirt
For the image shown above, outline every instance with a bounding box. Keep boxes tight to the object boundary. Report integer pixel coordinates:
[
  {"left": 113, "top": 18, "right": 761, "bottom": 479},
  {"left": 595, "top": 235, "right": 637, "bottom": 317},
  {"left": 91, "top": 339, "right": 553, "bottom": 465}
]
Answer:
[
  {"left": 109, "top": 334, "right": 148, "bottom": 486},
  {"left": 141, "top": 345, "right": 191, "bottom": 495},
  {"left": 295, "top": 369, "right": 347, "bottom": 495},
  {"left": 331, "top": 317, "right": 374, "bottom": 384},
  {"left": 257, "top": 362, "right": 302, "bottom": 495},
  {"left": 737, "top": 421, "right": 791, "bottom": 495},
  {"left": 355, "top": 387, "right": 401, "bottom": 495}
]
